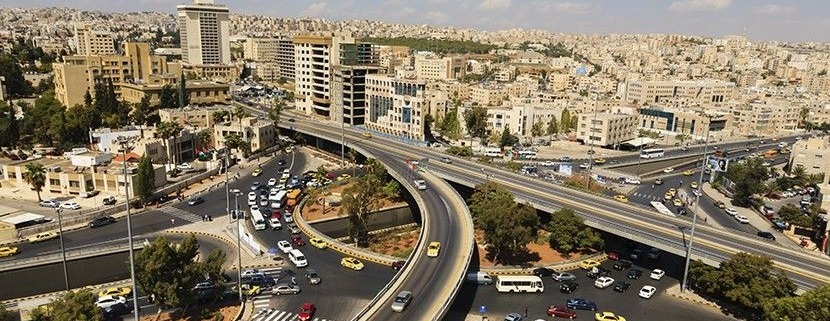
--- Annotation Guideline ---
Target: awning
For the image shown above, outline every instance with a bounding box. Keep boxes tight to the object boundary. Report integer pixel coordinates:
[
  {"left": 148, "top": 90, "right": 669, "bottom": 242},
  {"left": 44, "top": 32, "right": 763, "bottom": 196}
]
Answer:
[{"left": 624, "top": 137, "right": 656, "bottom": 147}]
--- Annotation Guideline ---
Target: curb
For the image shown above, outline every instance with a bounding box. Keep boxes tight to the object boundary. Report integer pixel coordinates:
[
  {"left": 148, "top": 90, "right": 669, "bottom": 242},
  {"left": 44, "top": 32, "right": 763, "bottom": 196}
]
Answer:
[
  {"left": 481, "top": 253, "right": 608, "bottom": 275},
  {"left": 1, "top": 279, "right": 132, "bottom": 306},
  {"left": 234, "top": 302, "right": 245, "bottom": 321},
  {"left": 666, "top": 289, "right": 721, "bottom": 308},
  {"left": 162, "top": 229, "right": 280, "bottom": 270}
]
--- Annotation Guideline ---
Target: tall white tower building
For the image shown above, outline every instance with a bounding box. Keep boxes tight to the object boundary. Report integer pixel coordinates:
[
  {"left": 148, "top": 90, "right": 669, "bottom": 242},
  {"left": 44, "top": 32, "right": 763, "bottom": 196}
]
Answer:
[{"left": 177, "top": 0, "right": 230, "bottom": 65}]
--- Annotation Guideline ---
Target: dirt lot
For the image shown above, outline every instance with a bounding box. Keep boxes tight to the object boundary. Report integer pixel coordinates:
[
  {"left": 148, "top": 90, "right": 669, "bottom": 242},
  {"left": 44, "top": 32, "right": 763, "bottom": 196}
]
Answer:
[
  {"left": 301, "top": 181, "right": 406, "bottom": 222},
  {"left": 139, "top": 302, "right": 239, "bottom": 321},
  {"left": 368, "top": 227, "right": 420, "bottom": 258},
  {"left": 474, "top": 229, "right": 585, "bottom": 268}
]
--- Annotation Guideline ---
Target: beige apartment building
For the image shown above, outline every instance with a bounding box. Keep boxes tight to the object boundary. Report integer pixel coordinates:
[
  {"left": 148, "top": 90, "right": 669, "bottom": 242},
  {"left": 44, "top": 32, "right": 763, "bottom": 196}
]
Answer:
[
  {"left": 479, "top": 100, "right": 564, "bottom": 138},
  {"left": 120, "top": 81, "right": 230, "bottom": 107},
  {"left": 577, "top": 112, "right": 638, "bottom": 147},
  {"left": 624, "top": 79, "right": 736, "bottom": 106},
  {"left": 74, "top": 23, "right": 115, "bottom": 56},
  {"left": 214, "top": 116, "right": 276, "bottom": 154},
  {"left": 790, "top": 137, "right": 830, "bottom": 178},
  {"left": 177, "top": 0, "right": 231, "bottom": 65},
  {"left": 181, "top": 64, "right": 239, "bottom": 83},
  {"left": 414, "top": 53, "right": 466, "bottom": 81},
  {"left": 470, "top": 82, "right": 531, "bottom": 106},
  {"left": 365, "top": 74, "right": 427, "bottom": 141},
  {"left": 729, "top": 99, "right": 799, "bottom": 136},
  {"left": 158, "top": 106, "right": 229, "bottom": 129}
]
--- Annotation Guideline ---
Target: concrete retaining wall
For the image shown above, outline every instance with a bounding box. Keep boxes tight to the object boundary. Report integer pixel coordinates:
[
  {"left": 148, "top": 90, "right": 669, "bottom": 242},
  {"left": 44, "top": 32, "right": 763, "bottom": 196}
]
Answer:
[{"left": 309, "top": 204, "right": 414, "bottom": 239}]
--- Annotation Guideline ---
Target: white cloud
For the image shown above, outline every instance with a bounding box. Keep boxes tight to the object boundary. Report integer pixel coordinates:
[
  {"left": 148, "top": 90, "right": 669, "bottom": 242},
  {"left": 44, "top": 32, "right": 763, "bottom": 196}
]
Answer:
[
  {"left": 479, "top": 0, "right": 511, "bottom": 10},
  {"left": 668, "top": 0, "right": 731, "bottom": 12},
  {"left": 300, "top": 2, "right": 328, "bottom": 17},
  {"left": 556, "top": 2, "right": 596, "bottom": 14},
  {"left": 754, "top": 4, "right": 795, "bottom": 15},
  {"left": 425, "top": 11, "right": 448, "bottom": 23}
]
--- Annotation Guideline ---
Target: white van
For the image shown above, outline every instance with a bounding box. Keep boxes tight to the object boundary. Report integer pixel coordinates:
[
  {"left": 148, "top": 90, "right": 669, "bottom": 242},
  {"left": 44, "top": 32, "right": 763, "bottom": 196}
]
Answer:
[
  {"left": 466, "top": 271, "right": 493, "bottom": 285},
  {"left": 268, "top": 214, "right": 282, "bottom": 230},
  {"left": 414, "top": 180, "right": 427, "bottom": 190},
  {"left": 288, "top": 249, "right": 308, "bottom": 267}
]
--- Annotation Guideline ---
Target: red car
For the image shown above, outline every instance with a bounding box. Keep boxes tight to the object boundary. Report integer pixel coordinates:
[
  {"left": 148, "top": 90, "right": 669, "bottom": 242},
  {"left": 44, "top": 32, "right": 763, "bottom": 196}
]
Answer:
[
  {"left": 298, "top": 303, "right": 315, "bottom": 321},
  {"left": 547, "top": 305, "right": 577, "bottom": 319},
  {"left": 391, "top": 260, "right": 405, "bottom": 271},
  {"left": 271, "top": 212, "right": 281, "bottom": 220},
  {"left": 291, "top": 235, "right": 306, "bottom": 246},
  {"left": 606, "top": 250, "right": 620, "bottom": 261}
]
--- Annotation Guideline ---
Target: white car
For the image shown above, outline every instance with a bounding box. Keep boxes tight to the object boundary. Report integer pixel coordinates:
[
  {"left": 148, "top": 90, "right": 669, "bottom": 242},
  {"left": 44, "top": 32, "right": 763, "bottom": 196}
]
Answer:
[
  {"left": 277, "top": 240, "right": 293, "bottom": 254},
  {"left": 541, "top": 161, "right": 555, "bottom": 167},
  {"left": 725, "top": 208, "right": 738, "bottom": 216},
  {"left": 241, "top": 269, "right": 263, "bottom": 278},
  {"left": 176, "top": 163, "right": 194, "bottom": 171},
  {"left": 639, "top": 285, "right": 657, "bottom": 299},
  {"left": 95, "top": 295, "right": 126, "bottom": 309},
  {"left": 650, "top": 269, "right": 665, "bottom": 280},
  {"left": 60, "top": 202, "right": 81, "bottom": 210},
  {"left": 663, "top": 167, "right": 675, "bottom": 173},
  {"left": 39, "top": 199, "right": 60, "bottom": 208},
  {"left": 594, "top": 276, "right": 615, "bottom": 289},
  {"left": 259, "top": 197, "right": 269, "bottom": 207},
  {"left": 247, "top": 192, "right": 257, "bottom": 205},
  {"left": 267, "top": 178, "right": 278, "bottom": 187},
  {"left": 269, "top": 190, "right": 280, "bottom": 201},
  {"left": 625, "top": 177, "right": 641, "bottom": 185},
  {"left": 734, "top": 215, "right": 750, "bottom": 224},
  {"left": 284, "top": 212, "right": 294, "bottom": 223},
  {"left": 579, "top": 163, "right": 590, "bottom": 169}
]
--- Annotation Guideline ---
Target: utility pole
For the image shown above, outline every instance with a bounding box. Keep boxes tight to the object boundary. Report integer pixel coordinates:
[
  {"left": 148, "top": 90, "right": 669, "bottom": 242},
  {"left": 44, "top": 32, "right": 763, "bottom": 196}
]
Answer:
[
  {"left": 231, "top": 189, "right": 243, "bottom": 302},
  {"left": 115, "top": 136, "right": 140, "bottom": 321},
  {"left": 681, "top": 118, "right": 711, "bottom": 292},
  {"left": 57, "top": 208, "right": 69, "bottom": 291}
]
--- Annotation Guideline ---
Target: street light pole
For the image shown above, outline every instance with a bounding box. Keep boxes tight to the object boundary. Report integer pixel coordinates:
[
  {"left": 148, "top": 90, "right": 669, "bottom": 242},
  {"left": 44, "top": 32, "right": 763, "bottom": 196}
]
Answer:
[
  {"left": 681, "top": 120, "right": 711, "bottom": 293},
  {"left": 57, "top": 208, "right": 69, "bottom": 291},
  {"left": 225, "top": 149, "right": 231, "bottom": 224},
  {"left": 115, "top": 136, "right": 140, "bottom": 320},
  {"left": 232, "top": 190, "right": 243, "bottom": 302},
  {"left": 587, "top": 91, "right": 599, "bottom": 191}
]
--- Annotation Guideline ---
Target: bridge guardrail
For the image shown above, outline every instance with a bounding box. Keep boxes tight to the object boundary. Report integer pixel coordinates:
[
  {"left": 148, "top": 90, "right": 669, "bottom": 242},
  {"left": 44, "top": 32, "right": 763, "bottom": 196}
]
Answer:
[{"left": 0, "top": 239, "right": 148, "bottom": 273}]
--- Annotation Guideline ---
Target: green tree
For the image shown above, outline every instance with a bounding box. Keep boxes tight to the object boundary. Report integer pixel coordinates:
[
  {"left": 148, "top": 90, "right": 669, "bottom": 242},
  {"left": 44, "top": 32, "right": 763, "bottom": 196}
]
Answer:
[
  {"left": 499, "top": 124, "right": 518, "bottom": 147},
  {"left": 798, "top": 107, "right": 810, "bottom": 128},
  {"left": 724, "top": 157, "right": 769, "bottom": 207},
  {"left": 135, "top": 153, "right": 156, "bottom": 204},
  {"left": 135, "top": 235, "right": 225, "bottom": 311},
  {"left": 156, "top": 121, "right": 184, "bottom": 165},
  {"left": 676, "top": 133, "right": 690, "bottom": 146},
  {"left": 546, "top": 116, "right": 559, "bottom": 141},
  {"left": 223, "top": 133, "right": 250, "bottom": 157},
  {"left": 195, "top": 130, "right": 213, "bottom": 151},
  {"left": 547, "top": 208, "right": 602, "bottom": 253},
  {"left": 0, "top": 304, "right": 14, "bottom": 321},
  {"left": 268, "top": 98, "right": 284, "bottom": 136},
  {"left": 0, "top": 54, "right": 33, "bottom": 97},
  {"left": 469, "top": 182, "right": 540, "bottom": 264},
  {"left": 530, "top": 118, "right": 544, "bottom": 145},
  {"left": 23, "top": 162, "right": 46, "bottom": 201},
  {"left": 463, "top": 105, "right": 488, "bottom": 147},
  {"left": 159, "top": 84, "right": 176, "bottom": 110},
  {"left": 232, "top": 104, "right": 249, "bottom": 139},
  {"left": 341, "top": 174, "right": 382, "bottom": 247},
  {"left": 29, "top": 290, "right": 102, "bottom": 321},
  {"left": 382, "top": 180, "right": 401, "bottom": 199},
  {"left": 423, "top": 114, "right": 435, "bottom": 138},
  {"left": 212, "top": 110, "right": 230, "bottom": 124},
  {"left": 438, "top": 105, "right": 462, "bottom": 140},
  {"left": 763, "top": 285, "right": 830, "bottom": 321},
  {"left": 777, "top": 204, "right": 813, "bottom": 227},
  {"left": 177, "top": 73, "right": 189, "bottom": 108},
  {"left": 689, "top": 253, "right": 796, "bottom": 314},
  {"left": 314, "top": 165, "right": 328, "bottom": 182},
  {"left": 0, "top": 101, "right": 20, "bottom": 148},
  {"left": 560, "top": 108, "right": 571, "bottom": 132}
]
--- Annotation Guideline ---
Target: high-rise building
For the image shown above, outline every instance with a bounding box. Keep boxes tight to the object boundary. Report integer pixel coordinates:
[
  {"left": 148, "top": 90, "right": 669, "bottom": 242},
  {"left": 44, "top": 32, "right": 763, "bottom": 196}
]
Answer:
[
  {"left": 331, "top": 65, "right": 382, "bottom": 125},
  {"left": 74, "top": 23, "right": 115, "bottom": 56},
  {"left": 623, "top": 79, "right": 736, "bottom": 107},
  {"left": 365, "top": 74, "right": 427, "bottom": 141},
  {"left": 243, "top": 36, "right": 295, "bottom": 81},
  {"left": 177, "top": 0, "right": 230, "bottom": 65}
]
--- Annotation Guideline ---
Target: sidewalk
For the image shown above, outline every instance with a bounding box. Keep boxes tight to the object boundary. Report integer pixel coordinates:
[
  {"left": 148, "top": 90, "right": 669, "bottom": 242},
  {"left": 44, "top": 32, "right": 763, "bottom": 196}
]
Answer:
[{"left": 678, "top": 187, "right": 722, "bottom": 229}]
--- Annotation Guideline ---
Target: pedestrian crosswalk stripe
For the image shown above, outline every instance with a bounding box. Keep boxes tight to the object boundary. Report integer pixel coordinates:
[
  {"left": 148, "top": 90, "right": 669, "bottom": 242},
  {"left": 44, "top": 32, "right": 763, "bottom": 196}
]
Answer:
[
  {"left": 160, "top": 206, "right": 202, "bottom": 223},
  {"left": 250, "top": 308, "right": 331, "bottom": 321}
]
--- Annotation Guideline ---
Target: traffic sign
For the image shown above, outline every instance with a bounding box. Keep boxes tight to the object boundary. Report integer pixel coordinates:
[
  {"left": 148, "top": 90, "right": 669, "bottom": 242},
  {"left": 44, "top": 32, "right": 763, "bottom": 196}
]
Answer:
[
  {"left": 479, "top": 305, "right": 487, "bottom": 314},
  {"left": 707, "top": 156, "right": 729, "bottom": 172}
]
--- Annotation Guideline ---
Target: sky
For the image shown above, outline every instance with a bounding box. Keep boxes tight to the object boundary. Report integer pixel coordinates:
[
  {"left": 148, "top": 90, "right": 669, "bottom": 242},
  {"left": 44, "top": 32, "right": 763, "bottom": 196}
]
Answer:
[{"left": 5, "top": 0, "right": 830, "bottom": 42}]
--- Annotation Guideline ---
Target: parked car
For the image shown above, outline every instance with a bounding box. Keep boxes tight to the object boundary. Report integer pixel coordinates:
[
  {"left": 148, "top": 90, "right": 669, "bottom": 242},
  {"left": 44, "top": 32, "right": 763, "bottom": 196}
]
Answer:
[
  {"left": 594, "top": 276, "right": 615, "bottom": 289},
  {"left": 533, "top": 267, "right": 555, "bottom": 277},
  {"left": 725, "top": 208, "right": 738, "bottom": 216},
  {"left": 0, "top": 246, "right": 20, "bottom": 257},
  {"left": 504, "top": 312, "right": 523, "bottom": 321},
  {"left": 565, "top": 298, "right": 597, "bottom": 311},
  {"left": 187, "top": 196, "right": 205, "bottom": 206},
  {"left": 95, "top": 295, "right": 126, "bottom": 309},
  {"left": 638, "top": 285, "right": 657, "bottom": 299},
  {"left": 546, "top": 305, "right": 577, "bottom": 319},
  {"left": 587, "top": 266, "right": 612, "bottom": 279},
  {"left": 613, "top": 282, "right": 631, "bottom": 292},
  {"left": 60, "top": 202, "right": 81, "bottom": 210},
  {"left": 89, "top": 216, "right": 116, "bottom": 228},
  {"left": 650, "top": 269, "right": 666, "bottom": 280},
  {"left": 39, "top": 199, "right": 60, "bottom": 208},
  {"left": 734, "top": 215, "right": 750, "bottom": 224},
  {"left": 627, "top": 269, "right": 643, "bottom": 279},
  {"left": 757, "top": 231, "right": 776, "bottom": 240},
  {"left": 341, "top": 257, "right": 364, "bottom": 270},
  {"left": 594, "top": 311, "right": 627, "bottom": 321},
  {"left": 28, "top": 232, "right": 59, "bottom": 243},
  {"left": 273, "top": 283, "right": 300, "bottom": 295},
  {"left": 101, "top": 302, "right": 131, "bottom": 318},
  {"left": 579, "top": 259, "right": 601, "bottom": 270},
  {"left": 102, "top": 196, "right": 117, "bottom": 205},
  {"left": 552, "top": 272, "right": 577, "bottom": 282},
  {"left": 559, "top": 281, "right": 579, "bottom": 293},
  {"left": 613, "top": 259, "right": 632, "bottom": 271}
]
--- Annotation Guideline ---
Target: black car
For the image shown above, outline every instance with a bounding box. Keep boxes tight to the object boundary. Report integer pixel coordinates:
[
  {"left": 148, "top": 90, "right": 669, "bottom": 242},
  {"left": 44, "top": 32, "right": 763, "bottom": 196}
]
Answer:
[
  {"left": 187, "top": 196, "right": 205, "bottom": 206},
  {"left": 391, "top": 260, "right": 405, "bottom": 271},
  {"left": 757, "top": 231, "right": 776, "bottom": 241},
  {"left": 560, "top": 281, "right": 579, "bottom": 293},
  {"left": 89, "top": 216, "right": 116, "bottom": 228},
  {"left": 613, "top": 282, "right": 631, "bottom": 292},
  {"left": 586, "top": 267, "right": 611, "bottom": 279},
  {"left": 102, "top": 302, "right": 131, "bottom": 318},
  {"left": 627, "top": 268, "right": 643, "bottom": 279},
  {"left": 533, "top": 267, "right": 555, "bottom": 277},
  {"left": 566, "top": 298, "right": 597, "bottom": 311},
  {"left": 613, "top": 259, "right": 633, "bottom": 271}
]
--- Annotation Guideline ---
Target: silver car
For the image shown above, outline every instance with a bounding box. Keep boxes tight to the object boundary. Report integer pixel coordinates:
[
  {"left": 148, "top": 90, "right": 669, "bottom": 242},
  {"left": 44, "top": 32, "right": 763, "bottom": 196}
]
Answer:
[
  {"left": 391, "top": 291, "right": 413, "bottom": 312},
  {"left": 552, "top": 272, "right": 576, "bottom": 282},
  {"left": 305, "top": 269, "right": 321, "bottom": 285},
  {"left": 273, "top": 283, "right": 300, "bottom": 295}
]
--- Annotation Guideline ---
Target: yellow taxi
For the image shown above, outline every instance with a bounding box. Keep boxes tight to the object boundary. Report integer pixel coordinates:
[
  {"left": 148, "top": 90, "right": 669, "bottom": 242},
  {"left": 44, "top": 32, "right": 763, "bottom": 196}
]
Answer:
[
  {"left": 663, "top": 192, "right": 673, "bottom": 200},
  {"left": 690, "top": 181, "right": 699, "bottom": 189},
  {"left": 595, "top": 311, "right": 627, "bottom": 321},
  {"left": 595, "top": 158, "right": 607, "bottom": 165},
  {"left": 337, "top": 174, "right": 352, "bottom": 181},
  {"left": 309, "top": 237, "right": 327, "bottom": 249},
  {"left": 233, "top": 284, "right": 261, "bottom": 296},
  {"left": 614, "top": 195, "right": 628, "bottom": 203},
  {"left": 667, "top": 188, "right": 677, "bottom": 197},
  {"left": 579, "top": 259, "right": 601, "bottom": 270},
  {"left": 427, "top": 242, "right": 441, "bottom": 257},
  {"left": 683, "top": 170, "right": 694, "bottom": 176},
  {"left": 341, "top": 257, "right": 364, "bottom": 270},
  {"left": 362, "top": 132, "right": 373, "bottom": 139},
  {"left": 98, "top": 287, "right": 132, "bottom": 298},
  {"left": 29, "top": 231, "right": 59, "bottom": 243},
  {"left": 252, "top": 169, "right": 263, "bottom": 177},
  {"left": 673, "top": 198, "right": 684, "bottom": 207},
  {"left": 0, "top": 246, "right": 19, "bottom": 258}
]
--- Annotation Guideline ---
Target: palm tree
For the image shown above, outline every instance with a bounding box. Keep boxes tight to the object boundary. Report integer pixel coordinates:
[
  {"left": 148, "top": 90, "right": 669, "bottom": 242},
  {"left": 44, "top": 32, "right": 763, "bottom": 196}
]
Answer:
[
  {"left": 347, "top": 148, "right": 358, "bottom": 177},
  {"left": 268, "top": 99, "right": 284, "bottom": 136},
  {"left": 314, "top": 165, "right": 328, "bottom": 182},
  {"left": 232, "top": 105, "right": 249, "bottom": 140},
  {"left": 156, "top": 121, "right": 183, "bottom": 165},
  {"left": 196, "top": 130, "right": 213, "bottom": 151},
  {"left": 212, "top": 110, "right": 230, "bottom": 124},
  {"left": 223, "top": 133, "right": 250, "bottom": 157},
  {"left": 23, "top": 162, "right": 47, "bottom": 201}
]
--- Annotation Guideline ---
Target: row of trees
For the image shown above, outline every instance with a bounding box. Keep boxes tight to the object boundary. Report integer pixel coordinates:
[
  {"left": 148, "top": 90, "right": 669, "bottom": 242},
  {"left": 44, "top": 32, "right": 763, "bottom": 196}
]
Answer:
[{"left": 364, "top": 37, "right": 496, "bottom": 54}]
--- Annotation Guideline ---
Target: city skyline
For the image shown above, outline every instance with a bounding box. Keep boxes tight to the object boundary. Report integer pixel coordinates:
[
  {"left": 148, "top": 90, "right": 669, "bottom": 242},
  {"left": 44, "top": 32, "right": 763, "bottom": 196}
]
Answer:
[{"left": 2, "top": 0, "right": 829, "bottom": 42}]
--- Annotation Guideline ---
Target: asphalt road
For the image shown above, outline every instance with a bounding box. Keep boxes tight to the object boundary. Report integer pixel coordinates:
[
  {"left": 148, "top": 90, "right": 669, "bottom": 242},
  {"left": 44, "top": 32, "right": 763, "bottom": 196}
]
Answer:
[{"left": 602, "top": 135, "right": 801, "bottom": 166}]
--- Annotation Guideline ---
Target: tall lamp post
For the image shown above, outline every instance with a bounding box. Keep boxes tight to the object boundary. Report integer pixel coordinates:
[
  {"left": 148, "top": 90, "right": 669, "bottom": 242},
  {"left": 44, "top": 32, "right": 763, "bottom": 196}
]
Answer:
[
  {"left": 587, "top": 90, "right": 599, "bottom": 190},
  {"left": 56, "top": 208, "right": 69, "bottom": 291},
  {"left": 681, "top": 118, "right": 712, "bottom": 292},
  {"left": 225, "top": 146, "right": 231, "bottom": 224},
  {"left": 114, "top": 136, "right": 140, "bottom": 320},
  {"left": 231, "top": 189, "right": 243, "bottom": 302}
]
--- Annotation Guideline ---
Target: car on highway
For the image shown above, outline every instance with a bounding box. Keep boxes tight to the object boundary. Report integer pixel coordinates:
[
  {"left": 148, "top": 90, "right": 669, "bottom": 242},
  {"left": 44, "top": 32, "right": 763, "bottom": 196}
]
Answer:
[
  {"left": 273, "top": 283, "right": 300, "bottom": 295},
  {"left": 683, "top": 169, "right": 694, "bottom": 176},
  {"left": 613, "top": 195, "right": 628, "bottom": 203},
  {"left": 60, "top": 201, "right": 81, "bottom": 210},
  {"left": 504, "top": 312, "right": 523, "bottom": 321},
  {"left": 559, "top": 281, "right": 579, "bottom": 293},
  {"left": 252, "top": 169, "right": 263, "bottom": 177},
  {"left": 650, "top": 269, "right": 665, "bottom": 280},
  {"left": 391, "top": 290, "right": 413, "bottom": 312},
  {"left": 667, "top": 188, "right": 677, "bottom": 197},
  {"left": 29, "top": 231, "right": 59, "bottom": 243},
  {"left": 391, "top": 260, "right": 406, "bottom": 271},
  {"left": 305, "top": 269, "right": 321, "bottom": 285},
  {"left": 532, "top": 267, "right": 555, "bottom": 277},
  {"left": 663, "top": 167, "right": 675, "bottom": 173},
  {"left": 594, "top": 276, "right": 615, "bottom": 289},
  {"left": 639, "top": 285, "right": 656, "bottom": 299},
  {"left": 735, "top": 215, "right": 750, "bottom": 224},
  {"left": 664, "top": 192, "right": 673, "bottom": 200},
  {"left": 39, "top": 199, "right": 60, "bottom": 208},
  {"left": 98, "top": 287, "right": 131, "bottom": 298},
  {"left": 595, "top": 158, "right": 607, "bottom": 164},
  {"left": 552, "top": 272, "right": 577, "bottom": 282},
  {"left": 241, "top": 269, "right": 263, "bottom": 278},
  {"left": 654, "top": 178, "right": 663, "bottom": 185},
  {"left": 89, "top": 216, "right": 116, "bottom": 228},
  {"left": 594, "top": 311, "right": 626, "bottom": 321},
  {"left": 187, "top": 196, "right": 205, "bottom": 206},
  {"left": 565, "top": 298, "right": 597, "bottom": 311},
  {"left": 725, "top": 208, "right": 738, "bottom": 216},
  {"left": 613, "top": 282, "right": 631, "bottom": 292},
  {"left": 714, "top": 200, "right": 726, "bottom": 209},
  {"left": 291, "top": 235, "right": 306, "bottom": 246},
  {"left": 362, "top": 132, "right": 373, "bottom": 139},
  {"left": 288, "top": 224, "right": 301, "bottom": 234},
  {"left": 690, "top": 181, "right": 699, "bottom": 189},
  {"left": 624, "top": 177, "right": 641, "bottom": 185},
  {"left": 341, "top": 257, "right": 364, "bottom": 270},
  {"left": 440, "top": 157, "right": 452, "bottom": 164},
  {"left": 579, "top": 163, "right": 591, "bottom": 169},
  {"left": 250, "top": 181, "right": 262, "bottom": 191},
  {"left": 284, "top": 212, "right": 294, "bottom": 223},
  {"left": 541, "top": 160, "right": 555, "bottom": 167},
  {"left": 627, "top": 268, "right": 643, "bottom": 279},
  {"left": 95, "top": 295, "right": 126, "bottom": 309},
  {"left": 757, "top": 231, "right": 776, "bottom": 241},
  {"left": 560, "top": 156, "right": 572, "bottom": 162},
  {"left": 579, "top": 259, "right": 601, "bottom": 270},
  {"left": 309, "top": 237, "right": 327, "bottom": 249},
  {"left": 277, "top": 240, "right": 293, "bottom": 253},
  {"left": 547, "top": 305, "right": 577, "bottom": 319},
  {"left": 0, "top": 246, "right": 20, "bottom": 257},
  {"left": 427, "top": 241, "right": 441, "bottom": 257},
  {"left": 233, "top": 284, "right": 261, "bottom": 297},
  {"left": 267, "top": 178, "right": 278, "bottom": 186},
  {"left": 298, "top": 302, "right": 316, "bottom": 321}
]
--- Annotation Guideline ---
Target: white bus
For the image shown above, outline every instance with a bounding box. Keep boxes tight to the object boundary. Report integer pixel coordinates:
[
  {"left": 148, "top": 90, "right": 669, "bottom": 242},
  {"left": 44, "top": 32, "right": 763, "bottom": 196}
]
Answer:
[
  {"left": 249, "top": 208, "right": 267, "bottom": 231},
  {"left": 484, "top": 147, "right": 503, "bottom": 157},
  {"left": 516, "top": 150, "right": 537, "bottom": 160},
  {"left": 495, "top": 275, "right": 544, "bottom": 293},
  {"left": 640, "top": 148, "right": 665, "bottom": 159},
  {"left": 270, "top": 190, "right": 288, "bottom": 209}
]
